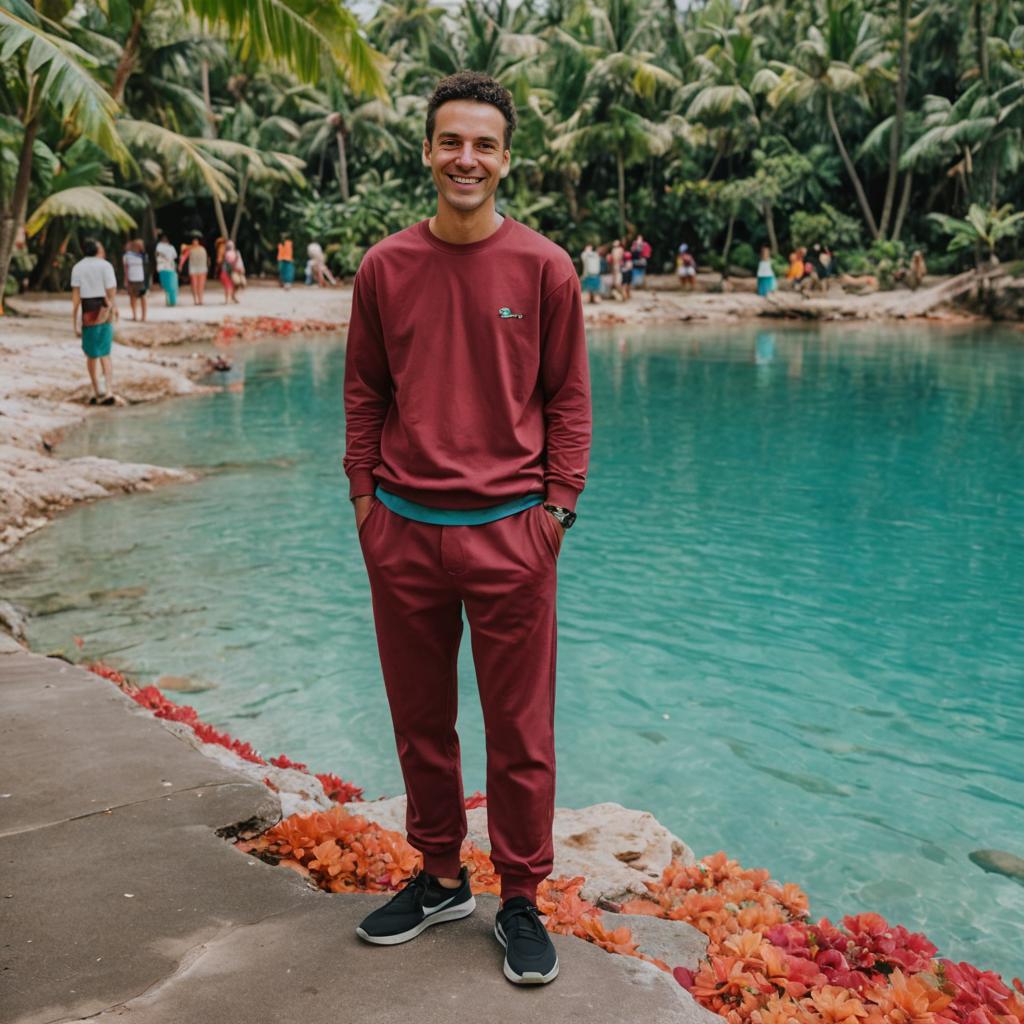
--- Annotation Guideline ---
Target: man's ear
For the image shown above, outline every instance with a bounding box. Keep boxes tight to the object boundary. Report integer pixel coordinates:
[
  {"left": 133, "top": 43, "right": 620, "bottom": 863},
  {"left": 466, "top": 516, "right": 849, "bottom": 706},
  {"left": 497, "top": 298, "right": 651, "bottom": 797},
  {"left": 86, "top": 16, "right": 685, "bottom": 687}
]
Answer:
[
  {"left": 499, "top": 149, "right": 511, "bottom": 179},
  {"left": 421, "top": 137, "right": 432, "bottom": 168}
]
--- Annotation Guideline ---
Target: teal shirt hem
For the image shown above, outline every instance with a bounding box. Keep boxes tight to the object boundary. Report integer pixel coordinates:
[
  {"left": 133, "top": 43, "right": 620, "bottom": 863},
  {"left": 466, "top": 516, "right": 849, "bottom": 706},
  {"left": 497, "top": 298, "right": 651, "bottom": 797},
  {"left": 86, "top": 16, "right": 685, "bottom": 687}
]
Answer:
[{"left": 375, "top": 485, "right": 544, "bottom": 525}]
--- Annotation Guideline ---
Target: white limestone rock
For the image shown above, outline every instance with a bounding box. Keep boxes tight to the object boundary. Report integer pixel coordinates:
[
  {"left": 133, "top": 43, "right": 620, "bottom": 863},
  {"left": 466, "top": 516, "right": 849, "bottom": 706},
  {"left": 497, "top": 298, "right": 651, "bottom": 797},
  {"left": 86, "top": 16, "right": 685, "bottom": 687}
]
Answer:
[
  {"left": 343, "top": 795, "right": 695, "bottom": 903},
  {"left": 158, "top": 718, "right": 333, "bottom": 818}
]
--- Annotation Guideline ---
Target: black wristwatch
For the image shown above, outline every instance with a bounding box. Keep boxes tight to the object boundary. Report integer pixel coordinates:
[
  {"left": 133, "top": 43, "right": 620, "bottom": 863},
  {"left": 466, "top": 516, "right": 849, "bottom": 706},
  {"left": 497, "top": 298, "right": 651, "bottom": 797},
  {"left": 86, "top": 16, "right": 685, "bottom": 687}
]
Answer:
[{"left": 543, "top": 504, "right": 577, "bottom": 529}]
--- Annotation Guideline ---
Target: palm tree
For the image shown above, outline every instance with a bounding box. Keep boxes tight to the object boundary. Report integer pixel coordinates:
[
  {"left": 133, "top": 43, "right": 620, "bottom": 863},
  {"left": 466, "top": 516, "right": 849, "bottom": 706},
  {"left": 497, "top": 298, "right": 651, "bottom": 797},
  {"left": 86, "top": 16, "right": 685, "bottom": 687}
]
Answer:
[
  {"left": 0, "top": 2, "right": 128, "bottom": 310},
  {"left": 930, "top": 202, "right": 1024, "bottom": 268},
  {"left": 550, "top": 0, "right": 685, "bottom": 236},
  {"left": 759, "top": 0, "right": 891, "bottom": 240}
]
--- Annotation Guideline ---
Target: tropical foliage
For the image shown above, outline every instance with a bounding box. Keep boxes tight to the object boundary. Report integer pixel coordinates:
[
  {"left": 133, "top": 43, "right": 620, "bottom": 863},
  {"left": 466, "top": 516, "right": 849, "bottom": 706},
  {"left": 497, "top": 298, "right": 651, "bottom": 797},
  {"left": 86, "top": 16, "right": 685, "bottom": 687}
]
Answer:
[{"left": 3, "top": 0, "right": 1024, "bottom": 303}]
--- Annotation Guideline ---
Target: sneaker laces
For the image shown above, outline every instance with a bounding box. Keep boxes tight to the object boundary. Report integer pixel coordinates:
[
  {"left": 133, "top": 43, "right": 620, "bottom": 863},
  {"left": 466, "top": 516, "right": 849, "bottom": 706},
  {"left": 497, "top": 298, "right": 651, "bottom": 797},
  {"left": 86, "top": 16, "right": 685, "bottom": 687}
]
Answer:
[
  {"left": 501, "top": 902, "right": 549, "bottom": 944},
  {"left": 390, "top": 870, "right": 431, "bottom": 911}
]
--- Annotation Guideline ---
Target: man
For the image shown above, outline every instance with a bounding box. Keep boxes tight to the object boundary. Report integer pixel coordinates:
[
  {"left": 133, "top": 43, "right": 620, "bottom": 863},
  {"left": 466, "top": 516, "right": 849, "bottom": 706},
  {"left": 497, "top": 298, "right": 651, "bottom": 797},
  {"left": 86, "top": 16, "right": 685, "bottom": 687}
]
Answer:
[
  {"left": 71, "top": 238, "right": 118, "bottom": 405},
  {"left": 155, "top": 233, "right": 178, "bottom": 306},
  {"left": 343, "top": 71, "right": 591, "bottom": 986},
  {"left": 580, "top": 243, "right": 602, "bottom": 304},
  {"left": 122, "top": 238, "right": 149, "bottom": 322}
]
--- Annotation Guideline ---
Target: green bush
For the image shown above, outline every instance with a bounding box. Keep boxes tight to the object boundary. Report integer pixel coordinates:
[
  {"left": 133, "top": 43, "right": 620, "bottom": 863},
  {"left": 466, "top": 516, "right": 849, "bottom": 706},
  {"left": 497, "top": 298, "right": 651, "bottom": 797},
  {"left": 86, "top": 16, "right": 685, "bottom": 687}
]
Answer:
[
  {"left": 730, "top": 242, "right": 758, "bottom": 272},
  {"left": 790, "top": 203, "right": 863, "bottom": 250}
]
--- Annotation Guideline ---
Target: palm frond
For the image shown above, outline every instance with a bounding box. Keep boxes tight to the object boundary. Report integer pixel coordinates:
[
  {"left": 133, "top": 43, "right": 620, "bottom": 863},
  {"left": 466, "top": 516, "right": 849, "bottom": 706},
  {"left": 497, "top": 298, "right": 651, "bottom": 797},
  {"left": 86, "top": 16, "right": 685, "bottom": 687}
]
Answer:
[
  {"left": 25, "top": 185, "right": 137, "bottom": 236},
  {"left": 0, "top": 7, "right": 129, "bottom": 165},
  {"left": 117, "top": 118, "right": 235, "bottom": 201}
]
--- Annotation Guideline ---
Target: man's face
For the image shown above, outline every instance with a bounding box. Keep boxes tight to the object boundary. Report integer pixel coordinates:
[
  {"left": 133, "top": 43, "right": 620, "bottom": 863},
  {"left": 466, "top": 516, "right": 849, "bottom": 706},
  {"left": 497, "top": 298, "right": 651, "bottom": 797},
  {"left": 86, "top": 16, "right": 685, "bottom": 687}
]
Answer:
[
  {"left": 96, "top": 243, "right": 106, "bottom": 259},
  {"left": 422, "top": 99, "right": 510, "bottom": 215}
]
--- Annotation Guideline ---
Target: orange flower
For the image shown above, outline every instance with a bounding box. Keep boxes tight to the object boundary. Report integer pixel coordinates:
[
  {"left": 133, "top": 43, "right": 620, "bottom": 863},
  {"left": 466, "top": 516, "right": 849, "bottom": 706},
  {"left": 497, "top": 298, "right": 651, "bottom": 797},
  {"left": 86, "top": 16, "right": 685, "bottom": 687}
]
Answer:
[
  {"left": 755, "top": 993, "right": 819, "bottom": 1024},
  {"left": 864, "top": 969, "right": 951, "bottom": 1024},
  {"left": 809, "top": 985, "right": 868, "bottom": 1024}
]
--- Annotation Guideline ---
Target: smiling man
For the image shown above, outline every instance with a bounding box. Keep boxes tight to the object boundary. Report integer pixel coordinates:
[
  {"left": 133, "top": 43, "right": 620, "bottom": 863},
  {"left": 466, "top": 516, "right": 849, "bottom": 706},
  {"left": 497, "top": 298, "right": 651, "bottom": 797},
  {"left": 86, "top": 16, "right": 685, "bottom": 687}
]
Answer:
[{"left": 343, "top": 71, "right": 591, "bottom": 985}]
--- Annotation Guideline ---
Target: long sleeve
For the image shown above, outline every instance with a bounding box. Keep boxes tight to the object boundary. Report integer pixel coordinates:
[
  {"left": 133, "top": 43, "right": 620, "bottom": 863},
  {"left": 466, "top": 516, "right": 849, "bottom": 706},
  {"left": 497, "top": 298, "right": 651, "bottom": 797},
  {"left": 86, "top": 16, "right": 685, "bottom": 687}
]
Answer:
[
  {"left": 538, "top": 274, "right": 591, "bottom": 511},
  {"left": 342, "top": 262, "right": 392, "bottom": 499}
]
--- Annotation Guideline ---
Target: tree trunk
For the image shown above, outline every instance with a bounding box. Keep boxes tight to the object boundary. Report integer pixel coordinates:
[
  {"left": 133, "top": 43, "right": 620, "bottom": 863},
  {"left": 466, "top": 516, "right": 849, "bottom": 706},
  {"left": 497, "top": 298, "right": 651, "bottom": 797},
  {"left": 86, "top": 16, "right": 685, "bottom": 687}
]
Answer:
[
  {"left": 826, "top": 92, "right": 879, "bottom": 240},
  {"left": 111, "top": 15, "right": 142, "bottom": 103},
  {"left": 764, "top": 201, "right": 778, "bottom": 253},
  {"left": 201, "top": 60, "right": 215, "bottom": 136},
  {"left": 974, "top": 0, "right": 989, "bottom": 88},
  {"left": 0, "top": 112, "right": 40, "bottom": 313},
  {"left": 721, "top": 207, "right": 736, "bottom": 266},
  {"left": 615, "top": 146, "right": 626, "bottom": 237},
  {"left": 879, "top": 0, "right": 910, "bottom": 239},
  {"left": 336, "top": 130, "right": 350, "bottom": 203},
  {"left": 230, "top": 168, "right": 249, "bottom": 243},
  {"left": 891, "top": 169, "right": 913, "bottom": 242},
  {"left": 705, "top": 139, "right": 724, "bottom": 180},
  {"left": 199, "top": 60, "right": 230, "bottom": 240},
  {"left": 562, "top": 171, "right": 579, "bottom": 222}
]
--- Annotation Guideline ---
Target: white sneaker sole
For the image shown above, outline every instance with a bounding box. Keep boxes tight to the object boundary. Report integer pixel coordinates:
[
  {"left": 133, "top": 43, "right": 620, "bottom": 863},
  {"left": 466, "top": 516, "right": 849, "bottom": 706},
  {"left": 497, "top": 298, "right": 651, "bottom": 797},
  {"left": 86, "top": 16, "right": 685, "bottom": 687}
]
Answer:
[
  {"left": 494, "top": 920, "right": 560, "bottom": 984},
  {"left": 356, "top": 896, "right": 476, "bottom": 945}
]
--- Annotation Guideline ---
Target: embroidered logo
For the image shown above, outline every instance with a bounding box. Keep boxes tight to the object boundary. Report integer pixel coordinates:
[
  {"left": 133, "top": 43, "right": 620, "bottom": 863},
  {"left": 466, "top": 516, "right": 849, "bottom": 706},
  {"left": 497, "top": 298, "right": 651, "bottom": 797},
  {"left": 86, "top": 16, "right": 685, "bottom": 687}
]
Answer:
[{"left": 497, "top": 307, "right": 524, "bottom": 319}]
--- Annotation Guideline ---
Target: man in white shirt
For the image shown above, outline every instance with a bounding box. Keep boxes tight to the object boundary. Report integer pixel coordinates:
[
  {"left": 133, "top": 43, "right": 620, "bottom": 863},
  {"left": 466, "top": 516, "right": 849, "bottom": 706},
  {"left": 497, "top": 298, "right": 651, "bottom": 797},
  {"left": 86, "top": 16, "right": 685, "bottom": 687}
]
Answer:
[
  {"left": 155, "top": 233, "right": 178, "bottom": 306},
  {"left": 70, "top": 239, "right": 119, "bottom": 405}
]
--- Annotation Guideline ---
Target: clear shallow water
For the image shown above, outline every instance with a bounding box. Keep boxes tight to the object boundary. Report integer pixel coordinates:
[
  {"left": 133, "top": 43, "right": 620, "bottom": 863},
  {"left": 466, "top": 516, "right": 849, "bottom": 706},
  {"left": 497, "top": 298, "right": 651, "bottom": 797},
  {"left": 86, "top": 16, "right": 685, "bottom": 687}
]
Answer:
[{"left": 4, "top": 325, "right": 1023, "bottom": 978}]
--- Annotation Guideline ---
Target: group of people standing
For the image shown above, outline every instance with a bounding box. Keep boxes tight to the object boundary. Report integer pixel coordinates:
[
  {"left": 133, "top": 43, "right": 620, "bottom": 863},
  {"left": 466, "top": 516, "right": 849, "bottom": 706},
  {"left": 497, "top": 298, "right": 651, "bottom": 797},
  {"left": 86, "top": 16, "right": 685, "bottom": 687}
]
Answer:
[
  {"left": 276, "top": 235, "right": 338, "bottom": 289},
  {"left": 785, "top": 244, "right": 836, "bottom": 293},
  {"left": 579, "top": 234, "right": 652, "bottom": 303},
  {"left": 111, "top": 233, "right": 248, "bottom": 320}
]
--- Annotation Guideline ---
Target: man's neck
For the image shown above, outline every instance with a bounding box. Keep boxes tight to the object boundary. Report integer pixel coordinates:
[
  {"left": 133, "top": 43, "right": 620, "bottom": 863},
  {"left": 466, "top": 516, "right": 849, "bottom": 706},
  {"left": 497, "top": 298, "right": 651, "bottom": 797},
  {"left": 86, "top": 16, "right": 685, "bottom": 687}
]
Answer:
[{"left": 429, "top": 201, "right": 503, "bottom": 245}]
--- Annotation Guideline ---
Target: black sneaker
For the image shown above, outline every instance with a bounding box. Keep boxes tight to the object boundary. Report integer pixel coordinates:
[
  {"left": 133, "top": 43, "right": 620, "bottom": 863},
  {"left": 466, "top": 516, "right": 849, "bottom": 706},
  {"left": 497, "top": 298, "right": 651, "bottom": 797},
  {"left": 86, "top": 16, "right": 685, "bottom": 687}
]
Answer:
[
  {"left": 494, "top": 896, "right": 559, "bottom": 984},
  {"left": 355, "top": 867, "right": 475, "bottom": 945}
]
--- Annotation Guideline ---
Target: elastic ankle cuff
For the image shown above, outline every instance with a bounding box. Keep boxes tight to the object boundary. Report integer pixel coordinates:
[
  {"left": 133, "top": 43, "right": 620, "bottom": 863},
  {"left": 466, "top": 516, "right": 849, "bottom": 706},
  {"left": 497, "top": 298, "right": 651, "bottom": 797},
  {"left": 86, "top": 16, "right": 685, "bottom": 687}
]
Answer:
[
  {"left": 421, "top": 851, "right": 463, "bottom": 880},
  {"left": 500, "top": 877, "right": 540, "bottom": 905}
]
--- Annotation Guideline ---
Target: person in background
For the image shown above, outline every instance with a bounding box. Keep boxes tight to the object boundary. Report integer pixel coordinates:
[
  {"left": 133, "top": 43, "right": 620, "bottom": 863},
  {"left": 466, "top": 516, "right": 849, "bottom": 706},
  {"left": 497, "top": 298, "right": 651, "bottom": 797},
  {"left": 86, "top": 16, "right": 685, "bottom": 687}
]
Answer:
[
  {"left": 620, "top": 246, "right": 633, "bottom": 300},
  {"left": 819, "top": 246, "right": 834, "bottom": 285},
  {"left": 277, "top": 234, "right": 295, "bottom": 289},
  {"left": 122, "top": 239, "right": 149, "bottom": 321},
  {"left": 907, "top": 250, "right": 927, "bottom": 290},
  {"left": 220, "top": 240, "right": 243, "bottom": 304},
  {"left": 786, "top": 247, "right": 805, "bottom": 289},
  {"left": 179, "top": 235, "right": 208, "bottom": 304},
  {"left": 155, "top": 233, "right": 178, "bottom": 306},
  {"left": 580, "top": 243, "right": 602, "bottom": 304},
  {"left": 630, "top": 234, "right": 651, "bottom": 289},
  {"left": 608, "top": 238, "right": 624, "bottom": 299},
  {"left": 676, "top": 243, "right": 697, "bottom": 290},
  {"left": 71, "top": 238, "right": 119, "bottom": 405},
  {"left": 756, "top": 246, "right": 777, "bottom": 297},
  {"left": 307, "top": 240, "right": 337, "bottom": 287},
  {"left": 807, "top": 244, "right": 826, "bottom": 292}
]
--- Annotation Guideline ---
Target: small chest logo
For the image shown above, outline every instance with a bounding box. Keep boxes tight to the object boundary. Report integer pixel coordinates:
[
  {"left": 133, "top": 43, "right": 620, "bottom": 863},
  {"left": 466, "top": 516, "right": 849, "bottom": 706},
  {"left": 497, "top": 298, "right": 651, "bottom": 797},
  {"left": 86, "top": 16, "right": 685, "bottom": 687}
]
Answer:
[{"left": 497, "top": 307, "right": 524, "bottom": 320}]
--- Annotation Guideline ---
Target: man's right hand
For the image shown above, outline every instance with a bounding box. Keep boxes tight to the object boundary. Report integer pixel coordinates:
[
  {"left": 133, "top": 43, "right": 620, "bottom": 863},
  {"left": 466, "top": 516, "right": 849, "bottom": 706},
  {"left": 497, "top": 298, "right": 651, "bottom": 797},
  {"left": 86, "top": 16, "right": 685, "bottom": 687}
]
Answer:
[{"left": 353, "top": 494, "right": 375, "bottom": 530}]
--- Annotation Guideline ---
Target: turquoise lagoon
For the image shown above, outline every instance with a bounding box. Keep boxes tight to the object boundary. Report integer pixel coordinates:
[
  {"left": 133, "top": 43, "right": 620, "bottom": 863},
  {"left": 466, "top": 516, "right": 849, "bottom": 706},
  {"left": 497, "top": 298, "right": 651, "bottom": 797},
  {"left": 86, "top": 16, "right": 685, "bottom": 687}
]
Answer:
[{"left": 4, "top": 324, "right": 1023, "bottom": 979}]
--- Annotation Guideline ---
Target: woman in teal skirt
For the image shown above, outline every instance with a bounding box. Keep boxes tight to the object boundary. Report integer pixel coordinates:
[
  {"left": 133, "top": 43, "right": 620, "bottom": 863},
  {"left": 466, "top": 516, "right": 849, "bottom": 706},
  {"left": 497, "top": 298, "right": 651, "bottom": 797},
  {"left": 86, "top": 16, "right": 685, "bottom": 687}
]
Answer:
[{"left": 756, "top": 246, "right": 777, "bottom": 297}]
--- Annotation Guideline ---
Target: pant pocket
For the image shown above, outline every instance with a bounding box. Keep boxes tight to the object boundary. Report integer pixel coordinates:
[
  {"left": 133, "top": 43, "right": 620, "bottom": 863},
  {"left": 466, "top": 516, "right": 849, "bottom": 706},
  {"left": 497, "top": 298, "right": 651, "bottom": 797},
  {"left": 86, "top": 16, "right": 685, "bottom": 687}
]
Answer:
[
  {"left": 357, "top": 497, "right": 380, "bottom": 538},
  {"left": 535, "top": 503, "right": 562, "bottom": 559}
]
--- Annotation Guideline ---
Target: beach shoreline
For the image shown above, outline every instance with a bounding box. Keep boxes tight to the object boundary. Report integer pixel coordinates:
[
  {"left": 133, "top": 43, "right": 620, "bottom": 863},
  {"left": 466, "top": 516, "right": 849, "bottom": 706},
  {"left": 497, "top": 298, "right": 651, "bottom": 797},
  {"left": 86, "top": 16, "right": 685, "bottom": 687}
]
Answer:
[{"left": 0, "top": 272, "right": 998, "bottom": 567}]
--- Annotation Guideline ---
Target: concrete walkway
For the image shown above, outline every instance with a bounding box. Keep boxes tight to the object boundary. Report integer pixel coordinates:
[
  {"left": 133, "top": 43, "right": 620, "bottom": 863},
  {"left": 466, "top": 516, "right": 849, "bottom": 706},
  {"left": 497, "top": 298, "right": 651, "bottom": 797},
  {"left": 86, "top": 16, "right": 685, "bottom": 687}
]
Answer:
[{"left": 0, "top": 639, "right": 715, "bottom": 1024}]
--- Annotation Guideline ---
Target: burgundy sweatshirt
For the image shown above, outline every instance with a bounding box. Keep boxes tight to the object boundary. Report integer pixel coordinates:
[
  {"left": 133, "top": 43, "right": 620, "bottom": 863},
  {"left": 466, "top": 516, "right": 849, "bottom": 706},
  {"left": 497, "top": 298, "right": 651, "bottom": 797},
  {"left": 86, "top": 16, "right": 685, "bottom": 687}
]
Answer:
[{"left": 343, "top": 217, "right": 591, "bottom": 511}]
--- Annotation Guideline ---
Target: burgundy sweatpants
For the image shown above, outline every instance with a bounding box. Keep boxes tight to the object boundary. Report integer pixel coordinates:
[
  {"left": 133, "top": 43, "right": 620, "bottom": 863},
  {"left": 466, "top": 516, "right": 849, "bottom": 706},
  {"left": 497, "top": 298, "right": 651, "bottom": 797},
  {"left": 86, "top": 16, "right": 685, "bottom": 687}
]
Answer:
[{"left": 357, "top": 496, "right": 562, "bottom": 904}]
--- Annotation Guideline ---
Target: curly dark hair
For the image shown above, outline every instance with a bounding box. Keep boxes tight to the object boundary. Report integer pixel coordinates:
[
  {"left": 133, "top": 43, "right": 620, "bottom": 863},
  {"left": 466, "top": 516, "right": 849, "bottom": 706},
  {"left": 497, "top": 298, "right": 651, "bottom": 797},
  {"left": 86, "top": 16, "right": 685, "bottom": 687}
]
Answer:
[{"left": 425, "top": 71, "right": 518, "bottom": 149}]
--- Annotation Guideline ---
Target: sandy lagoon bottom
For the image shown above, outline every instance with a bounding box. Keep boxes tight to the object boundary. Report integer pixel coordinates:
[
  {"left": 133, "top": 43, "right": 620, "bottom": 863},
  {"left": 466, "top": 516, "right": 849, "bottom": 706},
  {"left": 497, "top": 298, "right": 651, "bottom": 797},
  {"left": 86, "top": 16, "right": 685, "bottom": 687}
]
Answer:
[{"left": 4, "top": 323, "right": 1023, "bottom": 979}]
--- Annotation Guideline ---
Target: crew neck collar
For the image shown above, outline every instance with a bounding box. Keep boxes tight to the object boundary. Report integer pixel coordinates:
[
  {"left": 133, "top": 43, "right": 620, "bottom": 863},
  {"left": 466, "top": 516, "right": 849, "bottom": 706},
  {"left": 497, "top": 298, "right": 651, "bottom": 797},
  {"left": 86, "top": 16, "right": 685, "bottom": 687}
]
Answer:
[{"left": 418, "top": 214, "right": 516, "bottom": 255}]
